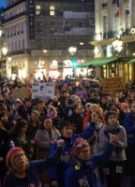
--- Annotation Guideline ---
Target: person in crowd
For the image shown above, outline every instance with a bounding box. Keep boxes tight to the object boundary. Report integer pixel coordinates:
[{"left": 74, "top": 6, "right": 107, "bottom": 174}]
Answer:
[
  {"left": 0, "top": 111, "right": 15, "bottom": 186},
  {"left": 119, "top": 102, "right": 129, "bottom": 126},
  {"left": 27, "top": 110, "right": 41, "bottom": 141},
  {"left": 12, "top": 119, "right": 33, "bottom": 160},
  {"left": 124, "top": 101, "right": 135, "bottom": 187},
  {"left": 65, "top": 136, "right": 114, "bottom": 187},
  {"left": 35, "top": 118, "right": 61, "bottom": 159},
  {"left": 100, "top": 95, "right": 110, "bottom": 111},
  {"left": 49, "top": 119, "right": 96, "bottom": 187},
  {"left": 33, "top": 99, "right": 46, "bottom": 120},
  {"left": 97, "top": 111, "right": 127, "bottom": 187},
  {"left": 34, "top": 118, "right": 61, "bottom": 186},
  {"left": 46, "top": 106, "right": 60, "bottom": 129},
  {"left": 3, "top": 142, "right": 64, "bottom": 187},
  {"left": 83, "top": 103, "right": 91, "bottom": 130},
  {"left": 70, "top": 104, "right": 84, "bottom": 133}
]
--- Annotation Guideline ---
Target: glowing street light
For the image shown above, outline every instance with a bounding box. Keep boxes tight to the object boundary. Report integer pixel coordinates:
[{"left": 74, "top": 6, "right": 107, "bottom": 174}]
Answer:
[
  {"left": 68, "top": 46, "right": 77, "bottom": 77},
  {"left": 112, "top": 39, "right": 123, "bottom": 53}
]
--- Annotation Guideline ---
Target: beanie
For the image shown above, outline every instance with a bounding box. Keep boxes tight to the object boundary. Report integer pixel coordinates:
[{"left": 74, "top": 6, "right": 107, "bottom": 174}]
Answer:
[{"left": 72, "top": 137, "right": 89, "bottom": 156}]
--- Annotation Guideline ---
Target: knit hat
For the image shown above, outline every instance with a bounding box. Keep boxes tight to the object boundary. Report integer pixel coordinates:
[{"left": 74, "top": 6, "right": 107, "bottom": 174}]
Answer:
[
  {"left": 6, "top": 147, "right": 24, "bottom": 169},
  {"left": 72, "top": 137, "right": 89, "bottom": 156}
]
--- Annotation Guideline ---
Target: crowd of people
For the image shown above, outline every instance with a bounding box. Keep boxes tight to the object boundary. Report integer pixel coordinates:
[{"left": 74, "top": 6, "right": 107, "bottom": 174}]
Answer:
[{"left": 0, "top": 77, "right": 135, "bottom": 187}]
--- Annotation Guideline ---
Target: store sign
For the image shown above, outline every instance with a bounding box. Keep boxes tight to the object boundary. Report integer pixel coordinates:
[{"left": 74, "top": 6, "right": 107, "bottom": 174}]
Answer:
[
  {"left": 32, "top": 82, "right": 55, "bottom": 99},
  {"left": 100, "top": 78, "right": 125, "bottom": 94},
  {"left": 28, "top": 0, "right": 35, "bottom": 39}
]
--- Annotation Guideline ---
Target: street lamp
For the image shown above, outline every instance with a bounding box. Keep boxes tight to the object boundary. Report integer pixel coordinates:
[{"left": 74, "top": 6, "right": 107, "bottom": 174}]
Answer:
[
  {"left": 68, "top": 46, "right": 77, "bottom": 77},
  {"left": 112, "top": 39, "right": 123, "bottom": 53}
]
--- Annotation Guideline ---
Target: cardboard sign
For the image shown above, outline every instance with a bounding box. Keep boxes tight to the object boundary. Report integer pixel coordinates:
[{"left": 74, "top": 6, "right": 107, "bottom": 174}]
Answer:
[
  {"left": 11, "top": 87, "right": 31, "bottom": 99},
  {"left": 100, "top": 78, "right": 125, "bottom": 94},
  {"left": 32, "top": 82, "right": 55, "bottom": 99}
]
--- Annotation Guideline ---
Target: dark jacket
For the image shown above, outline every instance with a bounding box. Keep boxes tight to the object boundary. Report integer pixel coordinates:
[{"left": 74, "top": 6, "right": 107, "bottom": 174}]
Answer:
[
  {"left": 65, "top": 144, "right": 113, "bottom": 187},
  {"left": 49, "top": 124, "right": 95, "bottom": 187},
  {"left": 3, "top": 148, "right": 62, "bottom": 187},
  {"left": 124, "top": 112, "right": 135, "bottom": 144}
]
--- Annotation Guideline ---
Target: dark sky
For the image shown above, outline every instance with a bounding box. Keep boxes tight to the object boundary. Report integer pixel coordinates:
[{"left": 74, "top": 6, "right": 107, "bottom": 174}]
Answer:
[{"left": 0, "top": 0, "right": 7, "bottom": 8}]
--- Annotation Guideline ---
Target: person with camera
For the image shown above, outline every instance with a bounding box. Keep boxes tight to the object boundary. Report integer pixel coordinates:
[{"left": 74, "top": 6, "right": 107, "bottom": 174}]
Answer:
[{"left": 97, "top": 111, "right": 127, "bottom": 187}]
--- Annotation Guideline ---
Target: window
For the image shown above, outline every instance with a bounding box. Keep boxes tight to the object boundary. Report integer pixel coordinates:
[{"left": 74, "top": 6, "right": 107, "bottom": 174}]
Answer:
[
  {"left": 36, "top": 5, "right": 41, "bottom": 15},
  {"left": 125, "top": 10, "right": 130, "bottom": 29},
  {"left": 103, "top": 15, "right": 108, "bottom": 35},
  {"left": 50, "top": 5, "right": 55, "bottom": 16}
]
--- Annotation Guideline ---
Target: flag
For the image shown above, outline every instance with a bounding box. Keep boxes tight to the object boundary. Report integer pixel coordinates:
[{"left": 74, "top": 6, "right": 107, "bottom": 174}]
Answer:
[{"left": 115, "top": 0, "right": 120, "bottom": 16}]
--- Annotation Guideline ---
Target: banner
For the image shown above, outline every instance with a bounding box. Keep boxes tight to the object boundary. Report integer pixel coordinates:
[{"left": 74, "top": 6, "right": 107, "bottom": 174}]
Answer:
[{"left": 32, "top": 82, "right": 55, "bottom": 99}]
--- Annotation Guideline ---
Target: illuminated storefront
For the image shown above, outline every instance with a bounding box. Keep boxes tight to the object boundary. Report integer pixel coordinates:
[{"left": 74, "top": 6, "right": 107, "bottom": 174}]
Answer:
[
  {"left": 49, "top": 60, "right": 60, "bottom": 79},
  {"left": 6, "top": 55, "right": 29, "bottom": 80}
]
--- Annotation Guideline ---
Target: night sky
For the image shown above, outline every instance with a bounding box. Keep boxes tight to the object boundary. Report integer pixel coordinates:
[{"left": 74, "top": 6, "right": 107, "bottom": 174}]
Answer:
[{"left": 0, "top": 0, "right": 7, "bottom": 8}]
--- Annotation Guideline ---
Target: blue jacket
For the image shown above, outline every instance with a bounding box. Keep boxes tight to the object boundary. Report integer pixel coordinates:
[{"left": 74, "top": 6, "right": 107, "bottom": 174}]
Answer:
[
  {"left": 49, "top": 124, "right": 95, "bottom": 186},
  {"left": 3, "top": 149, "right": 62, "bottom": 187},
  {"left": 124, "top": 112, "right": 135, "bottom": 144},
  {"left": 65, "top": 143, "right": 113, "bottom": 187}
]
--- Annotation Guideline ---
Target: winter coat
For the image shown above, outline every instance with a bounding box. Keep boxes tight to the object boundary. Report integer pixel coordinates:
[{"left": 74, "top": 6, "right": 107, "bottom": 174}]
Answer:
[
  {"left": 65, "top": 143, "right": 113, "bottom": 187},
  {"left": 49, "top": 124, "right": 96, "bottom": 187},
  {"left": 34, "top": 127, "right": 60, "bottom": 159},
  {"left": 97, "top": 124, "right": 127, "bottom": 161},
  {"left": 124, "top": 112, "right": 135, "bottom": 144},
  {"left": 0, "top": 128, "right": 15, "bottom": 182},
  {"left": 3, "top": 148, "right": 62, "bottom": 187}
]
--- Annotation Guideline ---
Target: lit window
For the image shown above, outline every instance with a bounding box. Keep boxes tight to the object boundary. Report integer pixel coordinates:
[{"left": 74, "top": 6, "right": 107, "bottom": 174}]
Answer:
[
  {"left": 36, "top": 5, "right": 41, "bottom": 10},
  {"left": 36, "top": 5, "right": 41, "bottom": 15},
  {"left": 50, "top": 5, "right": 55, "bottom": 16}
]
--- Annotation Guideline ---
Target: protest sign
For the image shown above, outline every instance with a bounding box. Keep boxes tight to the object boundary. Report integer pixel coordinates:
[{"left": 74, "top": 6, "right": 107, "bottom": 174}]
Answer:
[
  {"left": 32, "top": 82, "right": 55, "bottom": 99},
  {"left": 100, "top": 78, "right": 125, "bottom": 94}
]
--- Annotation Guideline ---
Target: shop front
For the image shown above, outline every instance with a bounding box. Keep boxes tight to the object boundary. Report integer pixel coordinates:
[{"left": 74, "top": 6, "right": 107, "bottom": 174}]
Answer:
[
  {"left": 6, "top": 55, "right": 29, "bottom": 80},
  {"left": 81, "top": 56, "right": 135, "bottom": 82}
]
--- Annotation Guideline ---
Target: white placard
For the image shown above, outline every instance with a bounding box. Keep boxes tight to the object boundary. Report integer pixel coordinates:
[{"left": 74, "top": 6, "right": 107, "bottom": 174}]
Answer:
[{"left": 32, "top": 82, "right": 55, "bottom": 99}]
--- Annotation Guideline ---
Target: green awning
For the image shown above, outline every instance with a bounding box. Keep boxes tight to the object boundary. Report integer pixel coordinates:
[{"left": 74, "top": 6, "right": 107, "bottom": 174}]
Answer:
[
  {"left": 127, "top": 58, "right": 135, "bottom": 64},
  {"left": 79, "top": 57, "right": 118, "bottom": 68},
  {"left": 86, "top": 57, "right": 118, "bottom": 66}
]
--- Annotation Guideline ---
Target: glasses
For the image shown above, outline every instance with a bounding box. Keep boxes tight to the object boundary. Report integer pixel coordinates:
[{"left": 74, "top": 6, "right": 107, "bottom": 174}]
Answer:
[{"left": 14, "top": 153, "right": 25, "bottom": 159}]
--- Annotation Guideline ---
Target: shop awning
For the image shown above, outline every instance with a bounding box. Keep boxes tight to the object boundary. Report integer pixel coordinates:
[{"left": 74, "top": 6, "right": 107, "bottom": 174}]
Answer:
[
  {"left": 127, "top": 58, "right": 135, "bottom": 64},
  {"left": 79, "top": 57, "right": 118, "bottom": 68}
]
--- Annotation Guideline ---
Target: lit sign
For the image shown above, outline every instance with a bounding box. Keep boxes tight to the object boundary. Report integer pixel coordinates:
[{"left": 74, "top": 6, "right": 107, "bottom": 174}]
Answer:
[{"left": 28, "top": 0, "right": 35, "bottom": 39}]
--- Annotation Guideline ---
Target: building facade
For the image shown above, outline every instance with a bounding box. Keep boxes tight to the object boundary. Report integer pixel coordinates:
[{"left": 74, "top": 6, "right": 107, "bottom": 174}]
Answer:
[
  {"left": 2, "top": 0, "right": 94, "bottom": 80},
  {"left": 92, "top": 0, "right": 135, "bottom": 81}
]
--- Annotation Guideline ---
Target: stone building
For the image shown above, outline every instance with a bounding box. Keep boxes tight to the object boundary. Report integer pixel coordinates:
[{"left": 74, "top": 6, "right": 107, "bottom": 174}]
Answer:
[
  {"left": 2, "top": 0, "right": 94, "bottom": 80},
  {"left": 91, "top": 0, "right": 135, "bottom": 81}
]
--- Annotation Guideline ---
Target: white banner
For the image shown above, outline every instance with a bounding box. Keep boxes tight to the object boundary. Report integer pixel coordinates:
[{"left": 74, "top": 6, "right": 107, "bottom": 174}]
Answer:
[{"left": 32, "top": 82, "right": 55, "bottom": 99}]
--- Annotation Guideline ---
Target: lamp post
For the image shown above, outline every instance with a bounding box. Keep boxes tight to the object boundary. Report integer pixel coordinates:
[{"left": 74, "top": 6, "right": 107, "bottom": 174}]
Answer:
[
  {"left": 0, "top": 28, "right": 8, "bottom": 78},
  {"left": 68, "top": 46, "right": 77, "bottom": 77},
  {"left": 112, "top": 38, "right": 123, "bottom": 54}
]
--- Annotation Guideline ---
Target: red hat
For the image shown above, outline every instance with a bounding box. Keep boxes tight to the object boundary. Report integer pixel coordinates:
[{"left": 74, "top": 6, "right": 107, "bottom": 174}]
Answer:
[
  {"left": 6, "top": 147, "right": 24, "bottom": 169},
  {"left": 72, "top": 137, "right": 89, "bottom": 156}
]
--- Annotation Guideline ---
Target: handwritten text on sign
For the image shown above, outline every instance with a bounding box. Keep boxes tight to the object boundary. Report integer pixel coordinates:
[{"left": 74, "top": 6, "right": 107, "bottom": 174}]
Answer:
[
  {"left": 100, "top": 78, "right": 125, "bottom": 94},
  {"left": 32, "top": 82, "right": 55, "bottom": 99}
]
